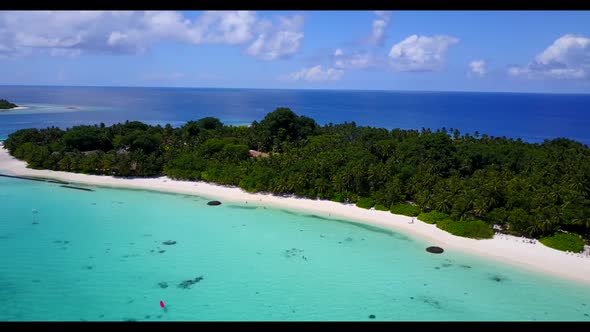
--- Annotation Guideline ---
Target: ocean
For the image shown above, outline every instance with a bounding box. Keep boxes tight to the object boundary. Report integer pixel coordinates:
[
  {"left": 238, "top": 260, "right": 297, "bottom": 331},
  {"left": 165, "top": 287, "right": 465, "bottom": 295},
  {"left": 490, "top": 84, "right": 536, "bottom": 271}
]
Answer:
[
  {"left": 1, "top": 176, "right": 589, "bottom": 321},
  {"left": 1, "top": 85, "right": 589, "bottom": 145}
]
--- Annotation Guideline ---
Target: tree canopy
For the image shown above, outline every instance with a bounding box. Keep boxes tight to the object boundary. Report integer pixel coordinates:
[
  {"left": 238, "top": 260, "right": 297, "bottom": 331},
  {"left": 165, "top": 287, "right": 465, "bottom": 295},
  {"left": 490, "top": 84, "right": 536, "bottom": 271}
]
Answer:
[{"left": 0, "top": 99, "right": 17, "bottom": 109}]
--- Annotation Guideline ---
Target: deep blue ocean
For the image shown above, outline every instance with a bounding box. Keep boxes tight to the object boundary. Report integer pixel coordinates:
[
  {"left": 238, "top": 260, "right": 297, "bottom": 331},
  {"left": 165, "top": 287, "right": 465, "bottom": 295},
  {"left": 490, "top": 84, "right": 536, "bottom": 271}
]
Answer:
[{"left": 1, "top": 85, "right": 589, "bottom": 145}]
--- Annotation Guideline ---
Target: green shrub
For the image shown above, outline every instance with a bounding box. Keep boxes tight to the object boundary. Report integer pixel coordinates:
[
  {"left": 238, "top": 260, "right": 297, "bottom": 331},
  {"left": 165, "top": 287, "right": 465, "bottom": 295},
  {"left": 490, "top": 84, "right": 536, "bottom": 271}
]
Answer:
[
  {"left": 331, "top": 192, "right": 346, "bottom": 203},
  {"left": 390, "top": 203, "right": 421, "bottom": 217},
  {"left": 374, "top": 204, "right": 389, "bottom": 211},
  {"left": 436, "top": 219, "right": 494, "bottom": 239},
  {"left": 347, "top": 193, "right": 359, "bottom": 204},
  {"left": 417, "top": 211, "right": 450, "bottom": 224},
  {"left": 539, "top": 233, "right": 585, "bottom": 252},
  {"left": 356, "top": 197, "right": 375, "bottom": 209}
]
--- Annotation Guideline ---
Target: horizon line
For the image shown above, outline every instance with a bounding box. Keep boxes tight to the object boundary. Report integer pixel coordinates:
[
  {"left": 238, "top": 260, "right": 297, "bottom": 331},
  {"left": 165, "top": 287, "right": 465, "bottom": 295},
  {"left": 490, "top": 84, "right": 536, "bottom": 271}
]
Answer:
[{"left": 1, "top": 84, "right": 589, "bottom": 96}]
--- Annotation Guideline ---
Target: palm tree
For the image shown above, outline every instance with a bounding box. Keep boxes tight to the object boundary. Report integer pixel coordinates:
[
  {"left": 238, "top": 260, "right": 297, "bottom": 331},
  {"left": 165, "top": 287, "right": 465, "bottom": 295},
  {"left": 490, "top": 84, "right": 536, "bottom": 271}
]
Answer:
[{"left": 526, "top": 221, "right": 543, "bottom": 237}]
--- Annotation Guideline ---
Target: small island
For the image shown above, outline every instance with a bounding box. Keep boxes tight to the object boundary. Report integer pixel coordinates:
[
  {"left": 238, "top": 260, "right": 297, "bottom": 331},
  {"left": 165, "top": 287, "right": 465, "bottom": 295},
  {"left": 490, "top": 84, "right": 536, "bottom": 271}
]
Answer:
[
  {"left": 2, "top": 107, "right": 589, "bottom": 256},
  {"left": 0, "top": 99, "right": 18, "bottom": 110}
]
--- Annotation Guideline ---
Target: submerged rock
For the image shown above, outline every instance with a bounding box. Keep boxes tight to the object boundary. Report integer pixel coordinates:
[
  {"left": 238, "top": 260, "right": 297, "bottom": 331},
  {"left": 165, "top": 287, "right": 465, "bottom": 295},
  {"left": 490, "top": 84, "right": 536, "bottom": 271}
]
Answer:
[
  {"left": 426, "top": 246, "right": 444, "bottom": 254},
  {"left": 369, "top": 314, "right": 376, "bottom": 319},
  {"left": 162, "top": 241, "right": 177, "bottom": 245},
  {"left": 158, "top": 282, "right": 168, "bottom": 289},
  {"left": 490, "top": 275, "right": 507, "bottom": 283},
  {"left": 178, "top": 276, "right": 204, "bottom": 289},
  {"left": 60, "top": 185, "right": 94, "bottom": 192},
  {"left": 423, "top": 298, "right": 442, "bottom": 309},
  {"left": 284, "top": 248, "right": 304, "bottom": 258},
  {"left": 207, "top": 201, "right": 222, "bottom": 206}
]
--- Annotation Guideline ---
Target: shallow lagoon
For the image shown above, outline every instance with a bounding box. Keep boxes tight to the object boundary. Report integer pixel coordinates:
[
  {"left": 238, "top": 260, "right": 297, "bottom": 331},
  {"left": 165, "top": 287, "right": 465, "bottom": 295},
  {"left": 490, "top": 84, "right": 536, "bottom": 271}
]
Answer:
[{"left": 1, "top": 176, "right": 589, "bottom": 321}]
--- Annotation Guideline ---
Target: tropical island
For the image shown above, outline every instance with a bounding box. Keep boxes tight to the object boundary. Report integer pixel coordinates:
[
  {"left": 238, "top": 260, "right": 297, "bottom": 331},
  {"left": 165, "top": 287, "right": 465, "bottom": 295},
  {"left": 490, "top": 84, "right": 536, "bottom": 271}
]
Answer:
[
  {"left": 0, "top": 99, "right": 18, "bottom": 110},
  {"left": 2, "top": 108, "right": 589, "bottom": 254}
]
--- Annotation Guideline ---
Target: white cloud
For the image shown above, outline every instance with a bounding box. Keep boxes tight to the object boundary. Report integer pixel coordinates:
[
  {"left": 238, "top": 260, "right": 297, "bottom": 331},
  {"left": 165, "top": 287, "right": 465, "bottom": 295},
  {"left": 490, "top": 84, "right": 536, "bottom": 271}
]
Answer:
[
  {"left": 245, "top": 14, "right": 304, "bottom": 60},
  {"left": 334, "top": 48, "right": 343, "bottom": 57},
  {"left": 194, "top": 11, "right": 257, "bottom": 45},
  {"left": 286, "top": 65, "right": 344, "bottom": 82},
  {"left": 507, "top": 67, "right": 526, "bottom": 77},
  {"left": 509, "top": 34, "right": 590, "bottom": 79},
  {"left": 0, "top": 11, "right": 303, "bottom": 60},
  {"left": 468, "top": 59, "right": 486, "bottom": 77},
  {"left": 370, "top": 11, "right": 391, "bottom": 46},
  {"left": 334, "top": 52, "right": 375, "bottom": 69},
  {"left": 388, "top": 35, "right": 459, "bottom": 71}
]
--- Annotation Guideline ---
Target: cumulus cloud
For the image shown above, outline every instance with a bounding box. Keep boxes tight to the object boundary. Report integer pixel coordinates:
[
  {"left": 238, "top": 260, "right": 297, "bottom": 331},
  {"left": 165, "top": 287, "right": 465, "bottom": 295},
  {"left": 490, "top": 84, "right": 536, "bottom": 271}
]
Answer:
[
  {"left": 388, "top": 35, "right": 459, "bottom": 71},
  {"left": 369, "top": 11, "right": 391, "bottom": 46},
  {"left": 334, "top": 50, "right": 375, "bottom": 70},
  {"left": 246, "top": 14, "right": 304, "bottom": 60},
  {"left": 286, "top": 65, "right": 344, "bottom": 82},
  {"left": 308, "top": 11, "right": 389, "bottom": 79},
  {"left": 468, "top": 59, "right": 486, "bottom": 77},
  {"left": 508, "top": 34, "right": 590, "bottom": 79},
  {"left": 194, "top": 11, "right": 257, "bottom": 45},
  {"left": 0, "top": 11, "right": 303, "bottom": 60}
]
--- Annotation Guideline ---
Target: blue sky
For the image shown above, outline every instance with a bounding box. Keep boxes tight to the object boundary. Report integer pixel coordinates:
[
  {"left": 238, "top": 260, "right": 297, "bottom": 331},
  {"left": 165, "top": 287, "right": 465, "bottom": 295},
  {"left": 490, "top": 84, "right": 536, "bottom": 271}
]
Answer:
[{"left": 0, "top": 10, "right": 589, "bottom": 93}]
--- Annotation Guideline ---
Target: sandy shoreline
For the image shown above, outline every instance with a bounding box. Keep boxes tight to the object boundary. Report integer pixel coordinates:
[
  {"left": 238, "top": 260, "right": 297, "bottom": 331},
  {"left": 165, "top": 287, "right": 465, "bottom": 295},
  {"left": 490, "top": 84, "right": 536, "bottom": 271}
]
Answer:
[{"left": 1, "top": 144, "right": 590, "bottom": 285}]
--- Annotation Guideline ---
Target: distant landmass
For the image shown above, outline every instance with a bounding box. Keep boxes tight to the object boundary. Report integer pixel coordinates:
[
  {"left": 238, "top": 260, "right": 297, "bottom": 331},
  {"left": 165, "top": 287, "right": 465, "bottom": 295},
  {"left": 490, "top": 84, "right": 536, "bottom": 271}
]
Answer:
[{"left": 0, "top": 99, "right": 17, "bottom": 110}]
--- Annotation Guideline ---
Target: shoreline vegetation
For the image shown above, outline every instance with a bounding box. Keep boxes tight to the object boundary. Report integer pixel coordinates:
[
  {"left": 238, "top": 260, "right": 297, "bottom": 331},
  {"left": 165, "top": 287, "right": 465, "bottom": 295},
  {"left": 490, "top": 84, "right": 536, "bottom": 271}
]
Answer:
[{"left": 0, "top": 99, "right": 18, "bottom": 110}]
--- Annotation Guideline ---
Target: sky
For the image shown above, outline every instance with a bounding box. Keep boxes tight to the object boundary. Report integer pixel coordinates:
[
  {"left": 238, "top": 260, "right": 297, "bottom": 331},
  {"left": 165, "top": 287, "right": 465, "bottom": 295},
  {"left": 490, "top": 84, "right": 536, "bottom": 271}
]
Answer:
[{"left": 0, "top": 10, "right": 589, "bottom": 94}]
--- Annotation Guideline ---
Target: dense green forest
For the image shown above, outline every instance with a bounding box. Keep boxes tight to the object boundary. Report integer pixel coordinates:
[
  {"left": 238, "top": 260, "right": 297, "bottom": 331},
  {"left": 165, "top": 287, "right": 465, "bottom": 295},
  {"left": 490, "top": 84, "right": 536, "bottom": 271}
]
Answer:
[
  {"left": 4, "top": 108, "right": 590, "bottom": 249},
  {"left": 0, "top": 99, "right": 17, "bottom": 109}
]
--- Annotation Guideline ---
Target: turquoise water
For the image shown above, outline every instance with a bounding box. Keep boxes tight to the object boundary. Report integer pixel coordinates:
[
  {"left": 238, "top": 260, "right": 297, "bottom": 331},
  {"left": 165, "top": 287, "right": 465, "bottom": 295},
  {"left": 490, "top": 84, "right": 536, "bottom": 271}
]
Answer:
[{"left": 1, "top": 176, "right": 589, "bottom": 321}]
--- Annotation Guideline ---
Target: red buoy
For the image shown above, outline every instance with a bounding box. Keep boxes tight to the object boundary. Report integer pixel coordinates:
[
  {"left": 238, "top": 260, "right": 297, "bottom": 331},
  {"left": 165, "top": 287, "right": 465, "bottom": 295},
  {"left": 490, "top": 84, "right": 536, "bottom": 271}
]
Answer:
[{"left": 160, "top": 300, "right": 165, "bottom": 308}]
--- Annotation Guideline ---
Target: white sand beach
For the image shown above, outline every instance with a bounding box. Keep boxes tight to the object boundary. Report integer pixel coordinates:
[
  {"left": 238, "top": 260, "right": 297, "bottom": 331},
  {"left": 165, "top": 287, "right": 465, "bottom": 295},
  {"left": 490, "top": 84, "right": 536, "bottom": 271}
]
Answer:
[{"left": 1, "top": 143, "right": 590, "bottom": 285}]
